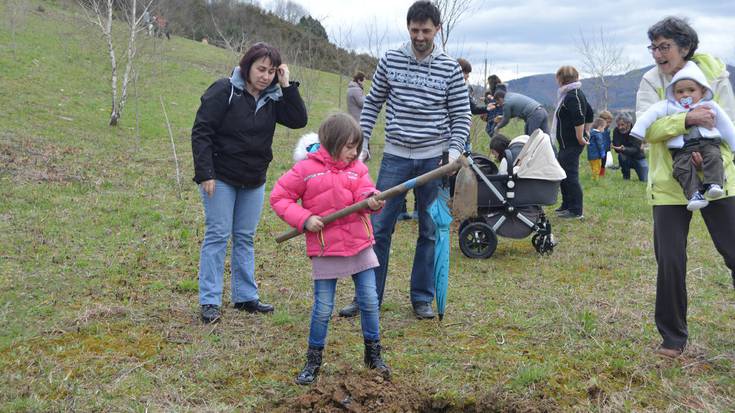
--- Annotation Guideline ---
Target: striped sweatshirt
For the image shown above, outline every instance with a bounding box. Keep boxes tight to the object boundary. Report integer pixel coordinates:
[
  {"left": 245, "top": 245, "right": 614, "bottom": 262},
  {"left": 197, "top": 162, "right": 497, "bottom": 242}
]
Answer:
[{"left": 360, "top": 43, "right": 471, "bottom": 160}]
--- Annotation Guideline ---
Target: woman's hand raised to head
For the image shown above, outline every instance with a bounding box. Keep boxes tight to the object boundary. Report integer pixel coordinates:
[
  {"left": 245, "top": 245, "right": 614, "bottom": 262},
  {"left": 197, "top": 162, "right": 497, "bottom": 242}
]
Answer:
[
  {"left": 278, "top": 64, "right": 290, "bottom": 87},
  {"left": 685, "top": 105, "right": 716, "bottom": 129}
]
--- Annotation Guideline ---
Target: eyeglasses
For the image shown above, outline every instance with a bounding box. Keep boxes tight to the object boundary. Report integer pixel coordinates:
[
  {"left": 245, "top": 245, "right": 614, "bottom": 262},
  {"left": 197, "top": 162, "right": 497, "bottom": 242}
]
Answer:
[{"left": 647, "top": 43, "right": 672, "bottom": 54}]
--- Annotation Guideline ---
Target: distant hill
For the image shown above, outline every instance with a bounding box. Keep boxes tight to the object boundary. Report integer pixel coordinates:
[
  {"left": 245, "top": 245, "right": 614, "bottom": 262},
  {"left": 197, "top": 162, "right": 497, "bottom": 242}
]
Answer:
[
  {"left": 157, "top": 0, "right": 377, "bottom": 78},
  {"left": 506, "top": 65, "right": 735, "bottom": 113}
]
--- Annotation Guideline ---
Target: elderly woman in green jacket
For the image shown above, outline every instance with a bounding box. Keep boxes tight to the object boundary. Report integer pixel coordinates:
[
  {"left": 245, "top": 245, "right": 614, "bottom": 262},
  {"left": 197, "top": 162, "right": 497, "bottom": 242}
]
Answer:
[{"left": 636, "top": 16, "right": 735, "bottom": 359}]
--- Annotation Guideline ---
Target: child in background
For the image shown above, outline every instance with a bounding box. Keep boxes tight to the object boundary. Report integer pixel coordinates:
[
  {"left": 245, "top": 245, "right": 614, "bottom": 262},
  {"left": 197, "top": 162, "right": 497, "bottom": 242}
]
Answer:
[
  {"left": 598, "top": 110, "right": 614, "bottom": 176},
  {"left": 484, "top": 90, "right": 504, "bottom": 138},
  {"left": 588, "top": 118, "right": 607, "bottom": 180},
  {"left": 632, "top": 61, "right": 735, "bottom": 211},
  {"left": 270, "top": 113, "right": 390, "bottom": 385}
]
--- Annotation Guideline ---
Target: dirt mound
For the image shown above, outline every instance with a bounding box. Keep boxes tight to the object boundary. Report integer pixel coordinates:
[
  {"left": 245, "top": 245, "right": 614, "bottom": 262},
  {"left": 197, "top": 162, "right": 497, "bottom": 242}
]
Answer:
[
  {"left": 270, "top": 367, "right": 559, "bottom": 413},
  {"left": 273, "top": 367, "right": 429, "bottom": 413}
]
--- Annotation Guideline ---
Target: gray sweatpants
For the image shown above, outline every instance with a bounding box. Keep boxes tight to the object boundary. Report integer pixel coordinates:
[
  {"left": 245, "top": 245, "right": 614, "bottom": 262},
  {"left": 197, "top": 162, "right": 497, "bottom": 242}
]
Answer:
[
  {"left": 524, "top": 106, "right": 549, "bottom": 135},
  {"left": 671, "top": 139, "right": 722, "bottom": 199}
]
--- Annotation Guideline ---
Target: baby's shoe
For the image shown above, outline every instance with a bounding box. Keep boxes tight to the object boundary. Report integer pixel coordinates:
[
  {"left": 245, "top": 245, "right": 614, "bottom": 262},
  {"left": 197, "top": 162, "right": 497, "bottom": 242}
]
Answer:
[
  {"left": 705, "top": 184, "right": 724, "bottom": 198},
  {"left": 687, "top": 191, "right": 709, "bottom": 211}
]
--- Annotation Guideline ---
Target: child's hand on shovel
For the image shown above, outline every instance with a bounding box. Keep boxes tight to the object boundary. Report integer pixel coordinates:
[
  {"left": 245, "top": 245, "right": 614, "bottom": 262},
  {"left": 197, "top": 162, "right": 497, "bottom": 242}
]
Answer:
[
  {"left": 304, "top": 215, "right": 324, "bottom": 232},
  {"left": 367, "top": 192, "right": 385, "bottom": 211}
]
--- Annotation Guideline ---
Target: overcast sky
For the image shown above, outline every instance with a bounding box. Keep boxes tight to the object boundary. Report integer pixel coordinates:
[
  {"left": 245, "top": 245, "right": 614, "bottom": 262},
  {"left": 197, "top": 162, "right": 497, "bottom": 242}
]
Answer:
[{"left": 303, "top": 0, "right": 735, "bottom": 84}]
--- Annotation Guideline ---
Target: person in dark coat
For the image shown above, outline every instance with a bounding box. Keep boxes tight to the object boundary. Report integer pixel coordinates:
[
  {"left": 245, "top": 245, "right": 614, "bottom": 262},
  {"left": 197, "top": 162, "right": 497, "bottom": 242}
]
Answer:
[
  {"left": 551, "top": 65, "right": 591, "bottom": 219},
  {"left": 191, "top": 42, "right": 308, "bottom": 324},
  {"left": 611, "top": 113, "right": 647, "bottom": 182}
]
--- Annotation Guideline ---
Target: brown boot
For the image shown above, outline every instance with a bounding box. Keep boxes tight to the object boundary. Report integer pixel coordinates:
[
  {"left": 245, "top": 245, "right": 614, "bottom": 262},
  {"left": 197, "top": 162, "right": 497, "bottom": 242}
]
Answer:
[{"left": 654, "top": 346, "right": 683, "bottom": 359}]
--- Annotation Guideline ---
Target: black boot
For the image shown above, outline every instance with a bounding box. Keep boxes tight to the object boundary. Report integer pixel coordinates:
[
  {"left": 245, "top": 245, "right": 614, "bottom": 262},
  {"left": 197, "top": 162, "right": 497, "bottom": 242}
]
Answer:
[
  {"left": 364, "top": 339, "right": 391, "bottom": 379},
  {"left": 338, "top": 297, "right": 359, "bottom": 318},
  {"left": 295, "top": 346, "right": 323, "bottom": 385}
]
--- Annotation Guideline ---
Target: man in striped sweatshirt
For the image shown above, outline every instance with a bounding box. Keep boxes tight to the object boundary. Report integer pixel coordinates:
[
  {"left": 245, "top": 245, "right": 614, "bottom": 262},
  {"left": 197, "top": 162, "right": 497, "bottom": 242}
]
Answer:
[{"left": 359, "top": 0, "right": 471, "bottom": 320}]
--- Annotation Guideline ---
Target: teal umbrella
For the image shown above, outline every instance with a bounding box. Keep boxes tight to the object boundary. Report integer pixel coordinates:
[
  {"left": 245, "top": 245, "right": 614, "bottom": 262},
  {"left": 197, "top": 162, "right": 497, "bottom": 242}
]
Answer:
[{"left": 429, "top": 183, "right": 453, "bottom": 320}]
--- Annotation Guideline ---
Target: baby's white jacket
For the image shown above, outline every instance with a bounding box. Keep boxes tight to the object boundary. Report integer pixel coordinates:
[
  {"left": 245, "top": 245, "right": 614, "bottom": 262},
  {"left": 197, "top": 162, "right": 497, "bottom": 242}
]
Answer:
[{"left": 631, "top": 61, "right": 735, "bottom": 151}]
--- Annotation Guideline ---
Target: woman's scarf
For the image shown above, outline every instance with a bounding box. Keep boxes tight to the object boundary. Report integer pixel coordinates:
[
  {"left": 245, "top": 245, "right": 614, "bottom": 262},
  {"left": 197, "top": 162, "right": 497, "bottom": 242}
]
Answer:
[{"left": 550, "top": 81, "right": 582, "bottom": 139}]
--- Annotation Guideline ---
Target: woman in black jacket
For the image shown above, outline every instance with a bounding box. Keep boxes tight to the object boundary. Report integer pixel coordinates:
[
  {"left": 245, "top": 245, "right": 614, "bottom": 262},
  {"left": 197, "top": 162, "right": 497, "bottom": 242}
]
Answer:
[
  {"left": 552, "top": 65, "right": 592, "bottom": 219},
  {"left": 191, "top": 42, "right": 308, "bottom": 324}
]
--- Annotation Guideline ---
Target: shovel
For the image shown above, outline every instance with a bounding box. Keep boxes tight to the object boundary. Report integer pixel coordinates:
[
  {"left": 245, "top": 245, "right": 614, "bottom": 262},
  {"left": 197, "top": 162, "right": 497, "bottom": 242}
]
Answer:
[{"left": 275, "top": 156, "right": 467, "bottom": 243}]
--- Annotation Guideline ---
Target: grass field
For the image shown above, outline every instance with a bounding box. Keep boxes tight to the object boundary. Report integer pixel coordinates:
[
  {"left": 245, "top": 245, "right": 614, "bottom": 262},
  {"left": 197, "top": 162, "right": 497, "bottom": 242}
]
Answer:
[{"left": 1, "top": 3, "right": 733, "bottom": 411}]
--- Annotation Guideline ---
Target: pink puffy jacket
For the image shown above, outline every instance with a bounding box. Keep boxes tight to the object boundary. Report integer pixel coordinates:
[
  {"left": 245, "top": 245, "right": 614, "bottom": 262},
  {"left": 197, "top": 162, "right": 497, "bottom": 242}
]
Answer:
[{"left": 270, "top": 146, "right": 379, "bottom": 257}]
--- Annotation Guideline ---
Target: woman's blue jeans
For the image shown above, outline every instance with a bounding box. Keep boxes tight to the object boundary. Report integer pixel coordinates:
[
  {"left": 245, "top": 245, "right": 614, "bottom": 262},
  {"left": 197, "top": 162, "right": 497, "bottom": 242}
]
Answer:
[
  {"left": 308, "top": 269, "right": 381, "bottom": 348},
  {"left": 198, "top": 180, "right": 264, "bottom": 306}
]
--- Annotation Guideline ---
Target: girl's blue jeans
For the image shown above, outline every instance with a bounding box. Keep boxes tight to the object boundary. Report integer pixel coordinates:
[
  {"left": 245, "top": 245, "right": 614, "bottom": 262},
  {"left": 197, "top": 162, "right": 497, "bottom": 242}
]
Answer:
[
  {"left": 198, "top": 180, "right": 264, "bottom": 306},
  {"left": 308, "top": 269, "right": 381, "bottom": 348}
]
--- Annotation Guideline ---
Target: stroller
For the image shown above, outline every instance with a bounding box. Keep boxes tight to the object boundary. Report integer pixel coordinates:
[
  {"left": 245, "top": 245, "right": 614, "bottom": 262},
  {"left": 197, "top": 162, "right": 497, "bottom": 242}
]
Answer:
[{"left": 457, "top": 130, "right": 566, "bottom": 259}]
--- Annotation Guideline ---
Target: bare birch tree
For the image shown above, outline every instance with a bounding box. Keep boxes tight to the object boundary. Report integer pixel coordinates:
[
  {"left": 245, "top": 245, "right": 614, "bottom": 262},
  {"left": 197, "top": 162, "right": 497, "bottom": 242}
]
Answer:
[
  {"left": 576, "top": 28, "right": 634, "bottom": 110},
  {"left": 209, "top": 11, "right": 249, "bottom": 71},
  {"left": 365, "top": 16, "right": 389, "bottom": 59},
  {"left": 330, "top": 25, "right": 355, "bottom": 109},
  {"left": 270, "top": 0, "right": 307, "bottom": 24},
  {"left": 78, "top": 0, "right": 153, "bottom": 126},
  {"left": 433, "top": 0, "right": 474, "bottom": 55}
]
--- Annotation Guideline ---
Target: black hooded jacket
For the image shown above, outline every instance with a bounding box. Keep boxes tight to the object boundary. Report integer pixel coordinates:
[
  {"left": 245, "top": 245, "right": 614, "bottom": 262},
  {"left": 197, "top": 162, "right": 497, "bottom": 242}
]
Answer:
[{"left": 191, "top": 78, "right": 307, "bottom": 188}]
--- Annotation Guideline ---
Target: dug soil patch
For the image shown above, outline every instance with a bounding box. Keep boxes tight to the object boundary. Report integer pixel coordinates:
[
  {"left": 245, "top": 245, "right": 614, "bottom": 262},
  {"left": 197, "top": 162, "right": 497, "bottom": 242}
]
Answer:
[
  {"left": 270, "top": 366, "right": 558, "bottom": 412},
  {"left": 0, "top": 134, "right": 82, "bottom": 183}
]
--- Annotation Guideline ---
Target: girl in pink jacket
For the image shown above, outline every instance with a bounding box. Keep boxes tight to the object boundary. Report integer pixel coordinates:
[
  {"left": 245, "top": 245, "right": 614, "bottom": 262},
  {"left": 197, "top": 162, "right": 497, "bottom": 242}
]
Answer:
[{"left": 270, "top": 113, "right": 390, "bottom": 385}]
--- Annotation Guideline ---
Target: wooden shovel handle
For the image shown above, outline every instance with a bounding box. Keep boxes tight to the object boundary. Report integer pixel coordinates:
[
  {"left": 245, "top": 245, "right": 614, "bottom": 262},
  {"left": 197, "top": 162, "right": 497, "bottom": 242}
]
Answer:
[{"left": 275, "top": 157, "right": 464, "bottom": 243}]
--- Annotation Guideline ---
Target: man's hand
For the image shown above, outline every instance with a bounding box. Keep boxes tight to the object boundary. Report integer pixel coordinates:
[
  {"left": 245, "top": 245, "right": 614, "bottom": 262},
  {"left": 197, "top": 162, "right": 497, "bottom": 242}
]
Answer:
[
  {"left": 359, "top": 142, "right": 370, "bottom": 161},
  {"left": 304, "top": 215, "right": 324, "bottom": 232}
]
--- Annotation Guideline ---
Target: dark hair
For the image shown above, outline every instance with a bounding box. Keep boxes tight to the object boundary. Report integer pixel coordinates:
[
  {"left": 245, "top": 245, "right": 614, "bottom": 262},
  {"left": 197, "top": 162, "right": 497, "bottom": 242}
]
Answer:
[
  {"left": 487, "top": 74, "right": 502, "bottom": 94},
  {"left": 489, "top": 134, "right": 510, "bottom": 159},
  {"left": 647, "top": 17, "right": 698, "bottom": 60},
  {"left": 493, "top": 90, "right": 506, "bottom": 100},
  {"left": 406, "top": 1, "right": 441, "bottom": 26},
  {"left": 239, "top": 42, "right": 282, "bottom": 88},
  {"left": 353, "top": 71, "right": 366, "bottom": 82},
  {"left": 457, "top": 58, "right": 472, "bottom": 74},
  {"left": 318, "top": 113, "right": 363, "bottom": 160}
]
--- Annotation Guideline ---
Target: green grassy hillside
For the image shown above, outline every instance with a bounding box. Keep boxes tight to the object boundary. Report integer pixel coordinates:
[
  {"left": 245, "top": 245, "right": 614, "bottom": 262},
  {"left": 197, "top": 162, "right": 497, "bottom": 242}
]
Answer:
[{"left": 1, "top": 2, "right": 733, "bottom": 411}]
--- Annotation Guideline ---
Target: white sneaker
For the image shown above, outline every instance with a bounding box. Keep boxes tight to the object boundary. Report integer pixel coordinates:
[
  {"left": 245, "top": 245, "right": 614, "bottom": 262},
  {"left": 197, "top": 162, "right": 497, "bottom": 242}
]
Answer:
[
  {"left": 687, "top": 192, "right": 709, "bottom": 211},
  {"left": 705, "top": 184, "right": 724, "bottom": 198}
]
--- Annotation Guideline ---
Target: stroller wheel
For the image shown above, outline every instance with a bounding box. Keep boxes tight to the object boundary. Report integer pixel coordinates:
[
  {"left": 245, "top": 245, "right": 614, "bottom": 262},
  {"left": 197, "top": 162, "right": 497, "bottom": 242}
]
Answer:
[
  {"left": 458, "top": 217, "right": 484, "bottom": 236},
  {"left": 532, "top": 233, "right": 555, "bottom": 255},
  {"left": 459, "top": 222, "right": 498, "bottom": 259}
]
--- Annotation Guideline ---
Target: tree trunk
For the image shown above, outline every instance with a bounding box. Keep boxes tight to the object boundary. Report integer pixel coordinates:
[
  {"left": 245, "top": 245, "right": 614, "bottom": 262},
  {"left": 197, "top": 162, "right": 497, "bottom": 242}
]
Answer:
[
  {"left": 104, "top": 0, "right": 119, "bottom": 126},
  {"left": 118, "top": 0, "right": 139, "bottom": 119}
]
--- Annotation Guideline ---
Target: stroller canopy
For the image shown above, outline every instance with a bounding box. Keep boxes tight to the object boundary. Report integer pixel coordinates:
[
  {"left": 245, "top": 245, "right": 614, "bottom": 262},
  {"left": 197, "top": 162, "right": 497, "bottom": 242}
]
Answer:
[{"left": 512, "top": 129, "right": 567, "bottom": 181}]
